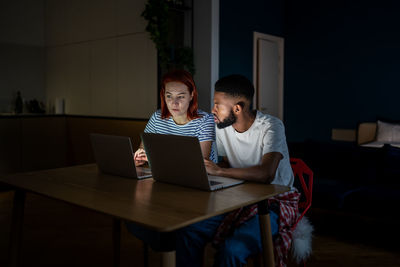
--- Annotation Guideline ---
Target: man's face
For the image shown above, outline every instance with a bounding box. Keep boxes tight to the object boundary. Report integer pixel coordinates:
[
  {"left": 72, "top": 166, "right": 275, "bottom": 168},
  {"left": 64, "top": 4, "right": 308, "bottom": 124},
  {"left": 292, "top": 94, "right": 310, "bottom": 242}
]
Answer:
[{"left": 212, "top": 92, "right": 237, "bottom": 129}]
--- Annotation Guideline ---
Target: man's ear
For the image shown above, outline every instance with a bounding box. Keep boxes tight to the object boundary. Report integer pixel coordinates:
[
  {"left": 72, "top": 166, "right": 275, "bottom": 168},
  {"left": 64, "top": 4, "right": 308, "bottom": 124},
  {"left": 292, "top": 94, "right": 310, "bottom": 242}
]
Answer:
[
  {"left": 234, "top": 101, "right": 246, "bottom": 114},
  {"left": 233, "top": 103, "right": 242, "bottom": 114}
]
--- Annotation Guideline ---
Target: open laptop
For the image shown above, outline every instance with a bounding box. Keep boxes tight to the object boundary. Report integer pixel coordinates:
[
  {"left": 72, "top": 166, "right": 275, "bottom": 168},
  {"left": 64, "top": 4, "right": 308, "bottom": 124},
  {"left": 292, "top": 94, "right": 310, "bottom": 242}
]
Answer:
[
  {"left": 140, "top": 133, "right": 244, "bottom": 191},
  {"left": 90, "top": 133, "right": 152, "bottom": 179}
]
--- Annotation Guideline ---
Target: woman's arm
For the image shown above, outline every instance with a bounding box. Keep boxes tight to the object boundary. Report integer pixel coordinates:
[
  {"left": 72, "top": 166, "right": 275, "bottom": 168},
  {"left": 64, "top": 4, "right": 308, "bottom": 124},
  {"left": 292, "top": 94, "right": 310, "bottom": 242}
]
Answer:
[
  {"left": 199, "top": 140, "right": 212, "bottom": 159},
  {"left": 135, "top": 111, "right": 157, "bottom": 166},
  {"left": 134, "top": 141, "right": 147, "bottom": 166}
]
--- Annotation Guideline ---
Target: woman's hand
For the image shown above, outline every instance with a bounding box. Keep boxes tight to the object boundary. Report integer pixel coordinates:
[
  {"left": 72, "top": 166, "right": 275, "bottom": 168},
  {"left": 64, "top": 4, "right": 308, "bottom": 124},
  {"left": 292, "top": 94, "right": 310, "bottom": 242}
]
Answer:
[
  {"left": 204, "top": 159, "right": 221, "bottom": 176},
  {"left": 134, "top": 148, "right": 148, "bottom": 166}
]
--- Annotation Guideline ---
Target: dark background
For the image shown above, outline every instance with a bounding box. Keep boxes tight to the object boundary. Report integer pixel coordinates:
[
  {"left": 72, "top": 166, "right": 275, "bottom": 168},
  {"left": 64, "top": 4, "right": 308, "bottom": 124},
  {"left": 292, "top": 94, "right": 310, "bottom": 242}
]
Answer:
[{"left": 219, "top": 0, "right": 400, "bottom": 142}]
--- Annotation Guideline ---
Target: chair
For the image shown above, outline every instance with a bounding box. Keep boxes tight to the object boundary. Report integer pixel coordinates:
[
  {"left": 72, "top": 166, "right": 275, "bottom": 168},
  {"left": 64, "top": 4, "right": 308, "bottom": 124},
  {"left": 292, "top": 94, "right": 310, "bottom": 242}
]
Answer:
[
  {"left": 290, "top": 158, "right": 313, "bottom": 232},
  {"left": 287, "top": 158, "right": 314, "bottom": 266},
  {"left": 246, "top": 158, "right": 314, "bottom": 267}
]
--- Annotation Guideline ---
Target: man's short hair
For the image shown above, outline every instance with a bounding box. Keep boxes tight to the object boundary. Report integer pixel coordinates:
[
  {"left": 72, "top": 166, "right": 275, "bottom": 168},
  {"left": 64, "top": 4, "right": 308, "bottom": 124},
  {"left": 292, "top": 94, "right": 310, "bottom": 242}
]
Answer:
[{"left": 215, "top": 74, "right": 254, "bottom": 102}]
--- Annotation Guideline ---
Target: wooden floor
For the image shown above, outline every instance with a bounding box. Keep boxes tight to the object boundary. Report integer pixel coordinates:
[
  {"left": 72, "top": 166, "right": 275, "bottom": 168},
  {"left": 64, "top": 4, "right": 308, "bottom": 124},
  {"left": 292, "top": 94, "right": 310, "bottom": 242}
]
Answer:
[{"left": 1, "top": 191, "right": 399, "bottom": 267}]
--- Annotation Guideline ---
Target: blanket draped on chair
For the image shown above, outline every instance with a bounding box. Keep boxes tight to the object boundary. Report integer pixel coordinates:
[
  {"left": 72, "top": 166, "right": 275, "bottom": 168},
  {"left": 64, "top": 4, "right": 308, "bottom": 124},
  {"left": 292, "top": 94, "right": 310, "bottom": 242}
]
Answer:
[{"left": 212, "top": 190, "right": 301, "bottom": 267}]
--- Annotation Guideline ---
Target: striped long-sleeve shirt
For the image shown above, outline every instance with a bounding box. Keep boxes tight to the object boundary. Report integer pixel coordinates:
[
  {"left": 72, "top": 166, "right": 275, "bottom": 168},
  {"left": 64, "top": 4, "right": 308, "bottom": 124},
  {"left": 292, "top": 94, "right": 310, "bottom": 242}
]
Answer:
[{"left": 144, "top": 109, "right": 218, "bottom": 163}]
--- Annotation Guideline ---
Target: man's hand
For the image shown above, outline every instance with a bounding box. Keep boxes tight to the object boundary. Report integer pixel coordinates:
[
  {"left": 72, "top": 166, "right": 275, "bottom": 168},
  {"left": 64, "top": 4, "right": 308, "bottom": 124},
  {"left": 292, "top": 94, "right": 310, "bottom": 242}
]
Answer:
[
  {"left": 134, "top": 148, "right": 148, "bottom": 166},
  {"left": 204, "top": 159, "right": 221, "bottom": 176}
]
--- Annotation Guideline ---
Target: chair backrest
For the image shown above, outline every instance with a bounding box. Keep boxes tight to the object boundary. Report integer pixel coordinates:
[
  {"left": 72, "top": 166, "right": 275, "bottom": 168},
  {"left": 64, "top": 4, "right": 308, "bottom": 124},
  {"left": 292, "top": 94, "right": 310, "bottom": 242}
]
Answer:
[{"left": 290, "top": 158, "right": 313, "bottom": 230}]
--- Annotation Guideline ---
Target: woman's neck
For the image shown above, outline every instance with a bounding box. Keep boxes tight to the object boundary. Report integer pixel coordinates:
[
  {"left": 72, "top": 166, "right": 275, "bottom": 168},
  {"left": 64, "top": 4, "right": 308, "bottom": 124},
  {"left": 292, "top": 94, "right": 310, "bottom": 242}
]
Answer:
[{"left": 172, "top": 115, "right": 190, "bottom": 125}]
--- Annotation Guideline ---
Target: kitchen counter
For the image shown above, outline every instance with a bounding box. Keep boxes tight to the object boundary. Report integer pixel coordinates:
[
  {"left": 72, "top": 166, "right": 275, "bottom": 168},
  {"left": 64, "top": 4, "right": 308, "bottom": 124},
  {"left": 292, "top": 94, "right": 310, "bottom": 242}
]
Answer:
[{"left": 0, "top": 113, "right": 148, "bottom": 121}]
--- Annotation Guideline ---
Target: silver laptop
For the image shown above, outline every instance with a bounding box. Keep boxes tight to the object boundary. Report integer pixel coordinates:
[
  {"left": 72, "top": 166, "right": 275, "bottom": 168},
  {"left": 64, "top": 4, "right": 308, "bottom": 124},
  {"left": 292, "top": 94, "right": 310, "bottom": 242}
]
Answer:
[
  {"left": 141, "top": 133, "right": 244, "bottom": 191},
  {"left": 90, "top": 133, "right": 152, "bottom": 179}
]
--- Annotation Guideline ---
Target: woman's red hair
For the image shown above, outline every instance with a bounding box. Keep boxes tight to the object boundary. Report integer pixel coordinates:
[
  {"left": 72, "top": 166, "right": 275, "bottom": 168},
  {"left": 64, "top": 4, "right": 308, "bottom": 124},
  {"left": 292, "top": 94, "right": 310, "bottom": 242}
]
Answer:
[{"left": 160, "top": 69, "right": 200, "bottom": 120}]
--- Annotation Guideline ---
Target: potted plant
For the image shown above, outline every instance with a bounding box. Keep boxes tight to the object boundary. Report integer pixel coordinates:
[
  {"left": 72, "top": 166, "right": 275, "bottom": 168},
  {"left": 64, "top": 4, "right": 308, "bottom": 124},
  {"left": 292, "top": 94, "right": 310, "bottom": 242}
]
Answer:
[{"left": 142, "top": 0, "right": 195, "bottom": 74}]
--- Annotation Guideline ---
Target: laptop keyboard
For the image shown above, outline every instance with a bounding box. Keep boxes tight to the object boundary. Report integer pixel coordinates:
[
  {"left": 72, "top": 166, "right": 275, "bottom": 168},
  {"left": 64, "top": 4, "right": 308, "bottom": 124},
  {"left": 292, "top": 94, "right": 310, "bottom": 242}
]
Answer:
[{"left": 209, "top": 180, "right": 222, "bottom": 186}]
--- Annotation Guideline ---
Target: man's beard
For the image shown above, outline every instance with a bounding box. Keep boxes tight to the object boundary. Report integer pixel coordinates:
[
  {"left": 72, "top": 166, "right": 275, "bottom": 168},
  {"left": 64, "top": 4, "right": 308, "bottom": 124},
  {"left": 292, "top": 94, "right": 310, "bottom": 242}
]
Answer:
[{"left": 216, "top": 110, "right": 236, "bottom": 129}]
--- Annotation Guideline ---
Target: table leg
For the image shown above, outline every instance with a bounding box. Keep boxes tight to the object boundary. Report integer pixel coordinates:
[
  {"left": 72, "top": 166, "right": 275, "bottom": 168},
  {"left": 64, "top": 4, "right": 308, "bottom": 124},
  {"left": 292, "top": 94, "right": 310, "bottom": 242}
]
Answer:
[
  {"left": 258, "top": 200, "right": 275, "bottom": 267},
  {"left": 113, "top": 218, "right": 121, "bottom": 267},
  {"left": 158, "top": 231, "right": 176, "bottom": 267},
  {"left": 9, "top": 190, "right": 26, "bottom": 267},
  {"left": 143, "top": 241, "right": 149, "bottom": 267},
  {"left": 161, "top": 251, "right": 176, "bottom": 267}
]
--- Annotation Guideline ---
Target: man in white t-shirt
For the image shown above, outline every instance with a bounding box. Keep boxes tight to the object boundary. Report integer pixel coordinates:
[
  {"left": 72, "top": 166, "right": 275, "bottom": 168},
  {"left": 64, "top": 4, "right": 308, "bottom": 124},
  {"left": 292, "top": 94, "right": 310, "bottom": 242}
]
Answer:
[
  {"left": 175, "top": 75, "right": 294, "bottom": 267},
  {"left": 204, "top": 74, "right": 293, "bottom": 187}
]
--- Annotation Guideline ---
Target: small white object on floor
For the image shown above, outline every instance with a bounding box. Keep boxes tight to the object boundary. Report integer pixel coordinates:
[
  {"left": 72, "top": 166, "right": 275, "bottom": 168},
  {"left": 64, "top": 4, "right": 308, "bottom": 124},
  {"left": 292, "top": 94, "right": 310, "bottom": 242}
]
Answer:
[{"left": 291, "top": 216, "right": 314, "bottom": 264}]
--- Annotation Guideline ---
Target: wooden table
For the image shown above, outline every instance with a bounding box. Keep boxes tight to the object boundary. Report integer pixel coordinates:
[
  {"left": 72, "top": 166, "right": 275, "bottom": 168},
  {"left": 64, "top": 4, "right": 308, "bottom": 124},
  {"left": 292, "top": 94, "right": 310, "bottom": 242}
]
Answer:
[{"left": 0, "top": 164, "right": 289, "bottom": 267}]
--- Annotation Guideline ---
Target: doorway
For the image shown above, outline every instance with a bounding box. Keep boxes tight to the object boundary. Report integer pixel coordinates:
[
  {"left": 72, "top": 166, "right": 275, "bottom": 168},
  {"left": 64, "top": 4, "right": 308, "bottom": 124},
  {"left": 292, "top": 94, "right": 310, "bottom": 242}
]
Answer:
[{"left": 253, "top": 32, "right": 284, "bottom": 120}]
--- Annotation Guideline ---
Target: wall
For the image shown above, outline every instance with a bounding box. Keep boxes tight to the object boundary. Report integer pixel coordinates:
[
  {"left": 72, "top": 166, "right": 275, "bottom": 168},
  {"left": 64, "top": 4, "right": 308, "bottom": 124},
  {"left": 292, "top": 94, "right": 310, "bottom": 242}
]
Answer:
[
  {"left": 0, "top": 0, "right": 45, "bottom": 113},
  {"left": 284, "top": 0, "right": 400, "bottom": 142},
  {"left": 45, "top": 0, "right": 157, "bottom": 118},
  {"left": 219, "top": 0, "right": 285, "bottom": 81},
  {"left": 0, "top": 116, "right": 66, "bottom": 174},
  {"left": 193, "top": 0, "right": 219, "bottom": 112}
]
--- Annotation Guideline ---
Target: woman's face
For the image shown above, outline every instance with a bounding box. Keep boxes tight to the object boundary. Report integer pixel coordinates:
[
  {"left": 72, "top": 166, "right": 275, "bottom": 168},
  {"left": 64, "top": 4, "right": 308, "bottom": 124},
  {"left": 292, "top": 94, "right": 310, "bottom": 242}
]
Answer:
[{"left": 164, "top": 81, "right": 193, "bottom": 119}]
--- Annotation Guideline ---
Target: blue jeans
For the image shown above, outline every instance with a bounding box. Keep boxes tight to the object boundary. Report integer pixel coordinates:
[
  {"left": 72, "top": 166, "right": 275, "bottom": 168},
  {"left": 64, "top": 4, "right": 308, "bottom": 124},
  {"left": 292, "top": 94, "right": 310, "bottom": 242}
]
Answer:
[
  {"left": 126, "top": 211, "right": 278, "bottom": 267},
  {"left": 176, "top": 211, "right": 278, "bottom": 267}
]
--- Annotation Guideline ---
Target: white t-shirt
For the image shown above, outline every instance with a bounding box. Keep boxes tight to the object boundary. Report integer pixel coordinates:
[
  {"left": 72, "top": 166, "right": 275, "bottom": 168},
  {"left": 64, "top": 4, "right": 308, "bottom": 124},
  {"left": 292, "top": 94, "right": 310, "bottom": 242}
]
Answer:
[{"left": 216, "top": 111, "right": 294, "bottom": 187}]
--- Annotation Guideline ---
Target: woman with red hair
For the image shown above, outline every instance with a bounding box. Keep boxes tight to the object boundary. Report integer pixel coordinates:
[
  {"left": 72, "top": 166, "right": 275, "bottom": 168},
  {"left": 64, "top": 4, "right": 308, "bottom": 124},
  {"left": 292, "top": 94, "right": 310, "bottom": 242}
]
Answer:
[
  {"left": 127, "top": 70, "right": 218, "bottom": 258},
  {"left": 134, "top": 69, "right": 217, "bottom": 165}
]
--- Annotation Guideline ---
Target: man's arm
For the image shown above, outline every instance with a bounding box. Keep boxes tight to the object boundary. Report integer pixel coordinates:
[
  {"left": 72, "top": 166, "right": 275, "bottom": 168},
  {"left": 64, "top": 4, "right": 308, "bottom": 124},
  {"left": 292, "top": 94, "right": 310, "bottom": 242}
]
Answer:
[
  {"left": 217, "top": 156, "right": 230, "bottom": 168},
  {"left": 204, "top": 152, "right": 282, "bottom": 183}
]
